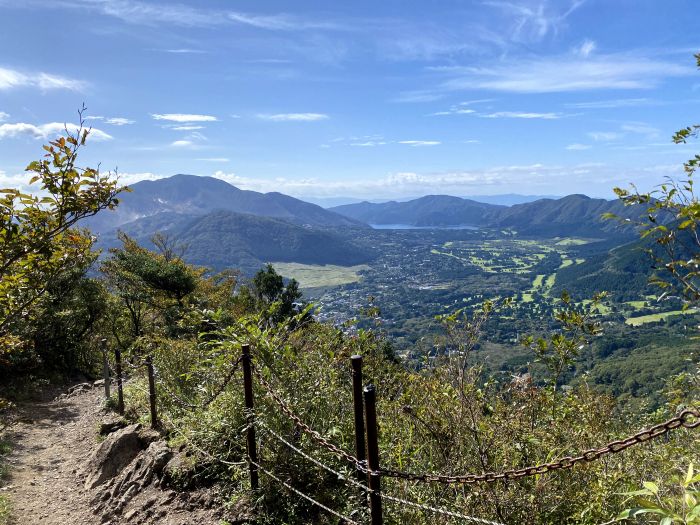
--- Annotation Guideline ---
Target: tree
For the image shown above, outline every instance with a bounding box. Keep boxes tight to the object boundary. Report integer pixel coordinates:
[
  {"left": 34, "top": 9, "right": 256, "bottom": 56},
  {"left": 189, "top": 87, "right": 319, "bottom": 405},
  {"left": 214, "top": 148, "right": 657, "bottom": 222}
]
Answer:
[
  {"left": 0, "top": 107, "right": 124, "bottom": 358},
  {"left": 612, "top": 54, "right": 700, "bottom": 303},
  {"left": 250, "top": 264, "right": 303, "bottom": 323}
]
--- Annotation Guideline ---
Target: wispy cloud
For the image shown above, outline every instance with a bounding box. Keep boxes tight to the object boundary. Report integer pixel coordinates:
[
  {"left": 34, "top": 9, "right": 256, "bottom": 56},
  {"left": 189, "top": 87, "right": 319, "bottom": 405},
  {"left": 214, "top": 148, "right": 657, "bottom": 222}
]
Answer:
[
  {"left": 588, "top": 122, "right": 660, "bottom": 142},
  {"left": 484, "top": 0, "right": 586, "bottom": 44},
  {"left": 87, "top": 116, "right": 134, "bottom": 125},
  {"left": 568, "top": 97, "right": 654, "bottom": 109},
  {"left": 566, "top": 143, "right": 592, "bottom": 150},
  {"left": 196, "top": 157, "right": 230, "bottom": 162},
  {"left": 440, "top": 52, "right": 691, "bottom": 93},
  {"left": 0, "top": 111, "right": 8, "bottom": 122},
  {"left": 105, "top": 117, "right": 134, "bottom": 126},
  {"left": 171, "top": 125, "right": 205, "bottom": 131},
  {"left": 620, "top": 122, "right": 660, "bottom": 138},
  {"left": 588, "top": 131, "right": 623, "bottom": 142},
  {"left": 0, "top": 66, "right": 86, "bottom": 91},
  {"left": 152, "top": 113, "right": 218, "bottom": 123},
  {"left": 258, "top": 113, "right": 329, "bottom": 122},
  {"left": 170, "top": 139, "right": 194, "bottom": 148},
  {"left": 398, "top": 140, "right": 441, "bottom": 147},
  {"left": 0, "top": 122, "right": 112, "bottom": 141},
  {"left": 227, "top": 11, "right": 341, "bottom": 31},
  {"left": 574, "top": 39, "right": 596, "bottom": 58},
  {"left": 481, "top": 111, "right": 565, "bottom": 119},
  {"left": 162, "top": 48, "right": 207, "bottom": 54},
  {"left": 49, "top": 0, "right": 341, "bottom": 31}
]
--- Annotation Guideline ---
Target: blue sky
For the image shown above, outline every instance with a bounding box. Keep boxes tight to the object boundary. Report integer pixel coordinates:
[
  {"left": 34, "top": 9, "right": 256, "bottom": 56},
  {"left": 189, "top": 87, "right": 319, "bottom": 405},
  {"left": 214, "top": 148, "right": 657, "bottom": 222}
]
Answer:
[{"left": 1, "top": 0, "right": 699, "bottom": 202}]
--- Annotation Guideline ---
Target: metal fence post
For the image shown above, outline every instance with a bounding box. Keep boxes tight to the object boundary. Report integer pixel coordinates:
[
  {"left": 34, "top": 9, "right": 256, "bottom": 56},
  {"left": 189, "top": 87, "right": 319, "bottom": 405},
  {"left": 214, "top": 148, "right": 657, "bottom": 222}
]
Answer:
[
  {"left": 100, "top": 339, "right": 111, "bottom": 400},
  {"left": 241, "top": 344, "right": 259, "bottom": 490},
  {"left": 351, "top": 356, "right": 367, "bottom": 489},
  {"left": 146, "top": 355, "right": 158, "bottom": 429},
  {"left": 114, "top": 346, "right": 124, "bottom": 415},
  {"left": 364, "top": 384, "right": 383, "bottom": 525}
]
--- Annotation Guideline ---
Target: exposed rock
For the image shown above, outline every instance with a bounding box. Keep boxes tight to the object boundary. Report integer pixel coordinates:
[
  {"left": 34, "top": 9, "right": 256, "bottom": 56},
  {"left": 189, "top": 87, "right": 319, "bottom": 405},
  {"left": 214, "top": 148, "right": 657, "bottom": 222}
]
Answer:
[
  {"left": 99, "top": 418, "right": 128, "bottom": 436},
  {"left": 83, "top": 424, "right": 143, "bottom": 489}
]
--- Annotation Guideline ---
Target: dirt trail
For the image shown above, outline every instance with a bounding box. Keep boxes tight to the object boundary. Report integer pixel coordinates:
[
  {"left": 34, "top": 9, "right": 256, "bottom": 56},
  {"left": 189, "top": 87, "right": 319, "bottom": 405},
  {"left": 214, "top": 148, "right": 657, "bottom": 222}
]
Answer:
[{"left": 3, "top": 385, "right": 104, "bottom": 524}]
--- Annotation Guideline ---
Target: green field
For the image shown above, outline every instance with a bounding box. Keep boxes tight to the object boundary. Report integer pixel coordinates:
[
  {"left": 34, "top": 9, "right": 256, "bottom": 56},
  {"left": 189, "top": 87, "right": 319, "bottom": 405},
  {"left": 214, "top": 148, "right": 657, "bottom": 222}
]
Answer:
[
  {"left": 272, "top": 263, "right": 370, "bottom": 288},
  {"left": 625, "top": 309, "right": 699, "bottom": 326}
]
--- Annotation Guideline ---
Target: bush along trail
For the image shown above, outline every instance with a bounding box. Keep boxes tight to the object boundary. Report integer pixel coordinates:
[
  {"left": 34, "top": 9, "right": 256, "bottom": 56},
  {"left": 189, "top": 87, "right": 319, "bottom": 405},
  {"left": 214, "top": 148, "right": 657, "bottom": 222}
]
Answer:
[{"left": 0, "top": 380, "right": 243, "bottom": 525}]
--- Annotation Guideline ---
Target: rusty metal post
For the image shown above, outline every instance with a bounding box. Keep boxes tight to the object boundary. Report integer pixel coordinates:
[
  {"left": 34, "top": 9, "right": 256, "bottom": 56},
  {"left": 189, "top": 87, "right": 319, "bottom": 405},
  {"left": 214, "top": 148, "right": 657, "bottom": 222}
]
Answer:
[
  {"left": 100, "top": 339, "right": 111, "bottom": 400},
  {"left": 364, "top": 384, "right": 383, "bottom": 525},
  {"left": 241, "top": 344, "right": 259, "bottom": 490},
  {"left": 114, "top": 346, "right": 124, "bottom": 415},
  {"left": 146, "top": 355, "right": 158, "bottom": 429},
  {"left": 351, "top": 356, "right": 367, "bottom": 488}
]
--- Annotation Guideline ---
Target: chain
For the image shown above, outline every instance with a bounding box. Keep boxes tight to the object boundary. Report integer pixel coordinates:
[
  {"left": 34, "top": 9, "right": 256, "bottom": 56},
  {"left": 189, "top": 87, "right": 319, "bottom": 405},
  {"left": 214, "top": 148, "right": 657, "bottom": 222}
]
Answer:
[
  {"left": 257, "top": 418, "right": 504, "bottom": 525},
  {"left": 378, "top": 408, "right": 700, "bottom": 484},
  {"left": 152, "top": 356, "right": 243, "bottom": 410},
  {"left": 256, "top": 418, "right": 367, "bottom": 491},
  {"left": 151, "top": 364, "right": 200, "bottom": 409},
  {"left": 249, "top": 458, "right": 361, "bottom": 525},
  {"left": 382, "top": 493, "right": 505, "bottom": 525},
  {"left": 251, "top": 365, "right": 363, "bottom": 469},
  {"left": 201, "top": 356, "right": 243, "bottom": 409}
]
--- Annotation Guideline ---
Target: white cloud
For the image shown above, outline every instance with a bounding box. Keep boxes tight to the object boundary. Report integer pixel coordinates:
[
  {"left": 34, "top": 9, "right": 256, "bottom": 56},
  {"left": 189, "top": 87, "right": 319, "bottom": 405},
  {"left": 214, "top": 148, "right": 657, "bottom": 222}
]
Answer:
[
  {"left": 575, "top": 39, "right": 596, "bottom": 58},
  {"left": 481, "top": 111, "right": 564, "bottom": 119},
  {"left": 588, "top": 122, "right": 660, "bottom": 143},
  {"left": 441, "top": 52, "right": 691, "bottom": 93},
  {"left": 257, "top": 113, "right": 329, "bottom": 122},
  {"left": 162, "top": 48, "right": 207, "bottom": 54},
  {"left": 171, "top": 125, "right": 205, "bottom": 131},
  {"left": 588, "top": 131, "right": 623, "bottom": 142},
  {"left": 170, "top": 140, "right": 194, "bottom": 148},
  {"left": 568, "top": 98, "right": 654, "bottom": 109},
  {"left": 152, "top": 113, "right": 218, "bottom": 122},
  {"left": 484, "top": 0, "right": 586, "bottom": 44},
  {"left": 105, "top": 117, "right": 134, "bottom": 126},
  {"left": 0, "top": 122, "right": 112, "bottom": 141},
  {"left": 0, "top": 111, "right": 8, "bottom": 122},
  {"left": 350, "top": 141, "right": 387, "bottom": 147},
  {"left": 566, "top": 143, "right": 592, "bottom": 150},
  {"left": 0, "top": 66, "right": 86, "bottom": 91},
  {"left": 621, "top": 123, "right": 659, "bottom": 139},
  {"left": 398, "top": 140, "right": 441, "bottom": 147},
  {"left": 227, "top": 11, "right": 340, "bottom": 31}
]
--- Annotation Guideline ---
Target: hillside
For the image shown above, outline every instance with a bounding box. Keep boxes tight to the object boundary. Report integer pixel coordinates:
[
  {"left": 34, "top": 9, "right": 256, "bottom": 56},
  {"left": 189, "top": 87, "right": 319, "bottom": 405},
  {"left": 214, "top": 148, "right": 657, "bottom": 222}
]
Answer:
[
  {"left": 85, "top": 174, "right": 366, "bottom": 233},
  {"left": 332, "top": 193, "right": 646, "bottom": 237},
  {"left": 331, "top": 195, "right": 503, "bottom": 226},
  {"left": 100, "top": 210, "right": 376, "bottom": 272},
  {"left": 493, "top": 194, "right": 642, "bottom": 236}
]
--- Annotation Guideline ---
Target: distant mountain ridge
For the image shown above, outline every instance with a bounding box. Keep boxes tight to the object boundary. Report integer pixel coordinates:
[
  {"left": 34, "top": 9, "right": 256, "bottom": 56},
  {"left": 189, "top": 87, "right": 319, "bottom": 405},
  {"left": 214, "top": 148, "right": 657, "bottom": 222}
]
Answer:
[
  {"left": 331, "top": 195, "right": 504, "bottom": 227},
  {"left": 85, "top": 174, "right": 366, "bottom": 233},
  {"left": 331, "top": 194, "right": 646, "bottom": 236}
]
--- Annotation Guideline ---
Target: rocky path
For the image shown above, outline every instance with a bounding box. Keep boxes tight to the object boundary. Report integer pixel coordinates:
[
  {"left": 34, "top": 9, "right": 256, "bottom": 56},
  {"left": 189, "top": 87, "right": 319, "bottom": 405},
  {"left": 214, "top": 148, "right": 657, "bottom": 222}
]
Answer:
[
  {"left": 3, "top": 384, "right": 104, "bottom": 524},
  {"left": 1, "top": 384, "right": 234, "bottom": 525}
]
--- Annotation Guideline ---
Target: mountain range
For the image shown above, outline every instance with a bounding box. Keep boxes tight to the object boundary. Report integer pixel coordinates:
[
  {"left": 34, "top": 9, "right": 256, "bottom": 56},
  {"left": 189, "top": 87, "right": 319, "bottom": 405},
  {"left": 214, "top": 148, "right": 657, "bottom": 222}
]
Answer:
[
  {"left": 85, "top": 174, "right": 365, "bottom": 233},
  {"left": 330, "top": 194, "right": 644, "bottom": 236},
  {"left": 87, "top": 175, "right": 650, "bottom": 273}
]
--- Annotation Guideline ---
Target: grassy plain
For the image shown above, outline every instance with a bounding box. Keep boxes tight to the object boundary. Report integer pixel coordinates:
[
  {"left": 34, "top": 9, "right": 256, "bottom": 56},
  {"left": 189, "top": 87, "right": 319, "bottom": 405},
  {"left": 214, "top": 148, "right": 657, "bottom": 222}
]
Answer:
[
  {"left": 272, "top": 262, "right": 370, "bottom": 288},
  {"left": 625, "top": 309, "right": 699, "bottom": 326}
]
